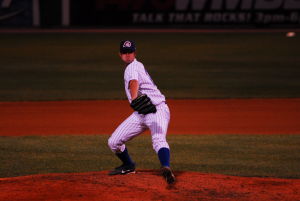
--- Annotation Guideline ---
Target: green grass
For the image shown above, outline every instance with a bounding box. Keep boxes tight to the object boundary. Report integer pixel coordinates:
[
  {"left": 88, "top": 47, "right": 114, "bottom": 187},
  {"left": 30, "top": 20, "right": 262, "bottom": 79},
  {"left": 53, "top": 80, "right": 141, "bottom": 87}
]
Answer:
[
  {"left": 0, "top": 32, "right": 300, "bottom": 101},
  {"left": 1, "top": 134, "right": 300, "bottom": 179}
]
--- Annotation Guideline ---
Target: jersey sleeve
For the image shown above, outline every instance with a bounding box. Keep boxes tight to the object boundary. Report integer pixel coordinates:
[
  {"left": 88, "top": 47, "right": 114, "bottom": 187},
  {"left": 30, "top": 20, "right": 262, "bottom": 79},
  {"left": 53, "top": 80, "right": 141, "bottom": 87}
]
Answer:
[{"left": 125, "top": 63, "right": 139, "bottom": 82}]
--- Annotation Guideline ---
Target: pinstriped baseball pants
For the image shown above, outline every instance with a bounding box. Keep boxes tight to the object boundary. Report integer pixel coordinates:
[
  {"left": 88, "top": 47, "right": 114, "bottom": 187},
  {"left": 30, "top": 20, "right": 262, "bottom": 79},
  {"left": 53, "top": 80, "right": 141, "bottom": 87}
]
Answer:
[{"left": 108, "top": 103, "right": 170, "bottom": 153}]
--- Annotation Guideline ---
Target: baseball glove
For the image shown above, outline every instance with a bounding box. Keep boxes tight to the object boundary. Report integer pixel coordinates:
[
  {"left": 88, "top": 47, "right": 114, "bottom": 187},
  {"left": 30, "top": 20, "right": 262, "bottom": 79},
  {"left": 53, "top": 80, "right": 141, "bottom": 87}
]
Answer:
[{"left": 130, "top": 94, "right": 157, "bottom": 115}]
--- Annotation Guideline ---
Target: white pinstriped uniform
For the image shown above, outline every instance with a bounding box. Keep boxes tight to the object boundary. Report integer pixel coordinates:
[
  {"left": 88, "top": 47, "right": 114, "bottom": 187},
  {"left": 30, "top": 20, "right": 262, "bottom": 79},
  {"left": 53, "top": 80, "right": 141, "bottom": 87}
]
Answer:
[{"left": 108, "top": 59, "right": 170, "bottom": 153}]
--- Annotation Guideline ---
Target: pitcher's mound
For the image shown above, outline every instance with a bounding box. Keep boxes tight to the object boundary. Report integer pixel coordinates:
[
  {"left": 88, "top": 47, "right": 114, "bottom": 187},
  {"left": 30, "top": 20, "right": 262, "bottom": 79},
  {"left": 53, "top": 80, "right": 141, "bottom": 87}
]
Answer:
[{"left": 0, "top": 170, "right": 299, "bottom": 201}]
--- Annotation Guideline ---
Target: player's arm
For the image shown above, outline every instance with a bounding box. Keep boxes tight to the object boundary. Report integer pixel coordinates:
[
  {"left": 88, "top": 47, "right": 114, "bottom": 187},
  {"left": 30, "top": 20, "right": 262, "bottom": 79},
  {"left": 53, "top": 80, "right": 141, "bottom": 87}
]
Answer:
[
  {"left": 129, "top": 79, "right": 139, "bottom": 100},
  {"left": 129, "top": 79, "right": 157, "bottom": 115}
]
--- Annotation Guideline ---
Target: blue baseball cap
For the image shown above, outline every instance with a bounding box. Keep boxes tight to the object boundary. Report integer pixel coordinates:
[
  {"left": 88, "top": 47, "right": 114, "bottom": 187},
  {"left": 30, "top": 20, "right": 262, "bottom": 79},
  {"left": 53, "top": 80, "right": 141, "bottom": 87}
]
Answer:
[{"left": 120, "top": 40, "right": 136, "bottom": 54}]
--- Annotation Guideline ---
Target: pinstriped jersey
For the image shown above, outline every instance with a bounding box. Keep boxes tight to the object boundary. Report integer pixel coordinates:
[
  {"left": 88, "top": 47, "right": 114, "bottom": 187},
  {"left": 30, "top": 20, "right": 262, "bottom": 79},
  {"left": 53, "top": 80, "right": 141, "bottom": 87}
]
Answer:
[{"left": 124, "top": 59, "right": 166, "bottom": 105}]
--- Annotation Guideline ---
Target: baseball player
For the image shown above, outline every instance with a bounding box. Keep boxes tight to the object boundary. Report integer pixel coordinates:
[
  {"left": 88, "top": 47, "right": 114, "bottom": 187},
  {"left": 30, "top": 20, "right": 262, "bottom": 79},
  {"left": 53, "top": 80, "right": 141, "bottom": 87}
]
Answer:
[{"left": 107, "top": 40, "right": 175, "bottom": 184}]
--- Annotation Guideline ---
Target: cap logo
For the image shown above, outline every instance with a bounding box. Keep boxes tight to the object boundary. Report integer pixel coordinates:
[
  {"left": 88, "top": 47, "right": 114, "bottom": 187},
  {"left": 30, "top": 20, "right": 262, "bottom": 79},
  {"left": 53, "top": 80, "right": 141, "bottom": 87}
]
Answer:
[{"left": 123, "top": 41, "right": 132, "bottom": 48}]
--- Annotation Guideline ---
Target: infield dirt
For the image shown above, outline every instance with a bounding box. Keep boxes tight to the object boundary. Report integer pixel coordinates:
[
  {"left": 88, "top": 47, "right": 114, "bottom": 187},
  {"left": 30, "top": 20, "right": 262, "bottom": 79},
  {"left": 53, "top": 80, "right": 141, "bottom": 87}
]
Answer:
[{"left": 1, "top": 98, "right": 300, "bottom": 135}]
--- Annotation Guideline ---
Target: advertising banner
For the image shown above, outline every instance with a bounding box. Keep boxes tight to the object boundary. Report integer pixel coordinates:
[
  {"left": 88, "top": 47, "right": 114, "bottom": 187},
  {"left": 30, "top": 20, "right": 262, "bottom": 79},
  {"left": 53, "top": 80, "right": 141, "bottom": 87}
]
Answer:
[
  {"left": 1, "top": 0, "right": 299, "bottom": 28},
  {"left": 71, "top": 0, "right": 300, "bottom": 28},
  {"left": 0, "top": 0, "right": 33, "bottom": 27}
]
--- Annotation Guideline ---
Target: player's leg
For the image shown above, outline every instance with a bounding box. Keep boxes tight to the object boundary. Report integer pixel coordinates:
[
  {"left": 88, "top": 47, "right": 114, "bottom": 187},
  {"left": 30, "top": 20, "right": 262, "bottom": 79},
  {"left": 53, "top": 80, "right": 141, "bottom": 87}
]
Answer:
[
  {"left": 145, "top": 103, "right": 175, "bottom": 183},
  {"left": 108, "top": 112, "right": 146, "bottom": 175},
  {"left": 145, "top": 103, "right": 170, "bottom": 163}
]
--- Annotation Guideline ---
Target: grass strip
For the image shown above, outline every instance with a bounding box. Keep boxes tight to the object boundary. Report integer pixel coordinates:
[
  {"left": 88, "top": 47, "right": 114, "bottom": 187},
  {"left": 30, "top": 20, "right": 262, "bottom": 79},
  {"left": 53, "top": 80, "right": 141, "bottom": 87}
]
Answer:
[
  {"left": 0, "top": 134, "right": 299, "bottom": 178},
  {"left": 0, "top": 32, "right": 300, "bottom": 101}
]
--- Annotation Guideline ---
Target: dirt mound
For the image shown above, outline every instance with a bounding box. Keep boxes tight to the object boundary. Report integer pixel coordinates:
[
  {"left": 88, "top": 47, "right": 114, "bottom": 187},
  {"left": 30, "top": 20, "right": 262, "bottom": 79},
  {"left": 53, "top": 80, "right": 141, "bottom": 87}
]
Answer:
[{"left": 0, "top": 170, "right": 299, "bottom": 201}]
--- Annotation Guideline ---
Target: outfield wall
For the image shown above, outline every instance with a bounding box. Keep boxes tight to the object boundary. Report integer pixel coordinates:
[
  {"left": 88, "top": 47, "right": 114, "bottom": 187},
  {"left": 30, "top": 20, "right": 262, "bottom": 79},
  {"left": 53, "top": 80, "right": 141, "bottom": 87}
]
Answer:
[{"left": 1, "top": 0, "right": 300, "bottom": 28}]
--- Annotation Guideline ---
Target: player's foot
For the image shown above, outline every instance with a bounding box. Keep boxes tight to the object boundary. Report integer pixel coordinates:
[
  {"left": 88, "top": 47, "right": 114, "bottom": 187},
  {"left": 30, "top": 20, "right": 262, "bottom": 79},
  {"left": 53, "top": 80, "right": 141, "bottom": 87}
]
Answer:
[
  {"left": 161, "top": 166, "right": 175, "bottom": 184},
  {"left": 108, "top": 163, "right": 136, "bottom": 175}
]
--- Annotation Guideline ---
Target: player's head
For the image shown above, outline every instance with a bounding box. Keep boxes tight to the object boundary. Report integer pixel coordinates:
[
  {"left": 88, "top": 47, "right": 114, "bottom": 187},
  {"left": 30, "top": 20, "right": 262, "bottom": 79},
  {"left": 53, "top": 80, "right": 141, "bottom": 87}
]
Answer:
[
  {"left": 119, "top": 40, "right": 136, "bottom": 64},
  {"left": 120, "top": 40, "right": 136, "bottom": 54}
]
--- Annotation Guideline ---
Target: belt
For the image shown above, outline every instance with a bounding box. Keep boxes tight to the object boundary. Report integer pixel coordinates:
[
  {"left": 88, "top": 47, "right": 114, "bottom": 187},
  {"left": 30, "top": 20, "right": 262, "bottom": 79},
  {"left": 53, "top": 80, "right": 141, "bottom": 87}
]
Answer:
[{"left": 156, "top": 101, "right": 167, "bottom": 109}]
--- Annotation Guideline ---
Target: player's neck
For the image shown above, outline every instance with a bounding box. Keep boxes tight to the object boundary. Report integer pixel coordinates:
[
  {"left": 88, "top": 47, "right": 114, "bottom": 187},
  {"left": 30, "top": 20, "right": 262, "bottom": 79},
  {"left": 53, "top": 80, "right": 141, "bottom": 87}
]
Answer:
[{"left": 124, "top": 58, "right": 136, "bottom": 66}]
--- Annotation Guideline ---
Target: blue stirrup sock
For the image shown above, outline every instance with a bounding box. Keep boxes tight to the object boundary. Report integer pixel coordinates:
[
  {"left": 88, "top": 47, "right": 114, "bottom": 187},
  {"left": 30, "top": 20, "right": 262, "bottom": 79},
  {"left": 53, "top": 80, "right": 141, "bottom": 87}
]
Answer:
[
  {"left": 158, "top": 147, "right": 170, "bottom": 167},
  {"left": 116, "top": 148, "right": 134, "bottom": 166}
]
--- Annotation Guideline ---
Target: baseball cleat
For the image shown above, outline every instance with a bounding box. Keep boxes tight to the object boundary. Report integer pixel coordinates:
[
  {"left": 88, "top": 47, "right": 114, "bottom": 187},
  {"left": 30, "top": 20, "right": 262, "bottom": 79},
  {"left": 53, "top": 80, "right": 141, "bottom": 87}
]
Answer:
[
  {"left": 161, "top": 166, "right": 175, "bottom": 184},
  {"left": 108, "top": 163, "right": 136, "bottom": 175}
]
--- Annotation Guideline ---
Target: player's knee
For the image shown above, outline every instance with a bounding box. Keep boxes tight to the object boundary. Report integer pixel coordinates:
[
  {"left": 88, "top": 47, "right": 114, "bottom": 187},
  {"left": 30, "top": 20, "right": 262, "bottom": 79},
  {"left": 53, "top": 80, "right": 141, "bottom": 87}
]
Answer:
[
  {"left": 108, "top": 137, "right": 125, "bottom": 153},
  {"left": 108, "top": 137, "right": 117, "bottom": 151},
  {"left": 152, "top": 139, "right": 169, "bottom": 153}
]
